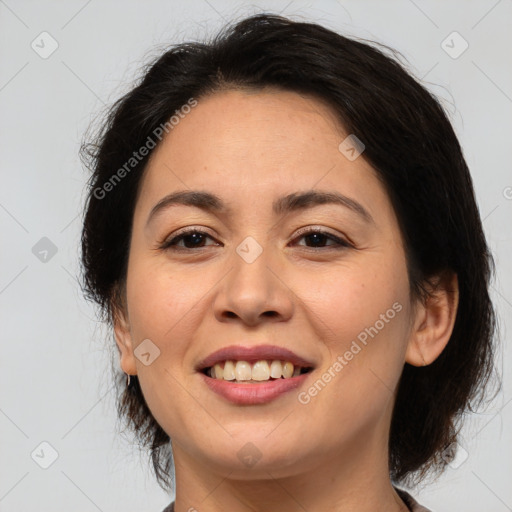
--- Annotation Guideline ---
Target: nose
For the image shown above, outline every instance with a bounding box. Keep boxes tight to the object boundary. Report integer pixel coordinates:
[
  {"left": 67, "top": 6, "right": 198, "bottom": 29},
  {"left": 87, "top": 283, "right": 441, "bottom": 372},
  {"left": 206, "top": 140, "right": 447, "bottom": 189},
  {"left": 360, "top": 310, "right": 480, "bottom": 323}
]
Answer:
[{"left": 212, "top": 242, "right": 294, "bottom": 327}]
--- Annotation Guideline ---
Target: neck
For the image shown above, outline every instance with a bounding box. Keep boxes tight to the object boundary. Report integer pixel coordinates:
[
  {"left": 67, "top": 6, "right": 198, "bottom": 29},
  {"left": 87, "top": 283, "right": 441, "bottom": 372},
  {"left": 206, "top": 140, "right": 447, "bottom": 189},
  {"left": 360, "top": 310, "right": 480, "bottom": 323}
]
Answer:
[{"left": 171, "top": 426, "right": 409, "bottom": 512}]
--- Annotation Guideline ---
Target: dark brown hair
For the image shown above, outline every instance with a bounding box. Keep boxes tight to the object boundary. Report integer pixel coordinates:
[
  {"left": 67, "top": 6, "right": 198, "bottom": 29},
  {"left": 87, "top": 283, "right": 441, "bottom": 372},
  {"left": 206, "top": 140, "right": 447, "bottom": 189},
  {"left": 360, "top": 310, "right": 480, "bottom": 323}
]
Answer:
[{"left": 80, "top": 13, "right": 498, "bottom": 491}]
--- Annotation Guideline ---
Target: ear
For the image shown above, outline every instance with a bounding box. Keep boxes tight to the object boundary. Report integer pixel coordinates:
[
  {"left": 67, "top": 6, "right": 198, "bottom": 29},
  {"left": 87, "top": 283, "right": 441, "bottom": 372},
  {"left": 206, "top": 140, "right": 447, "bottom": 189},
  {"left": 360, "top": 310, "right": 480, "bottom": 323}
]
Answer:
[
  {"left": 112, "top": 298, "right": 138, "bottom": 376},
  {"left": 405, "top": 272, "right": 459, "bottom": 366}
]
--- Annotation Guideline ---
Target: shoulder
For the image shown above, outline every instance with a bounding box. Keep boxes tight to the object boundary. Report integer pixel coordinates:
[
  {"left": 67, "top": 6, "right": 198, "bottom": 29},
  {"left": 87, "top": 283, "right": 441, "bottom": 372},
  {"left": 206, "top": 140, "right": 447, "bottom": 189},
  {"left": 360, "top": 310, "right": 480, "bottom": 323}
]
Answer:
[{"left": 395, "top": 487, "right": 432, "bottom": 512}]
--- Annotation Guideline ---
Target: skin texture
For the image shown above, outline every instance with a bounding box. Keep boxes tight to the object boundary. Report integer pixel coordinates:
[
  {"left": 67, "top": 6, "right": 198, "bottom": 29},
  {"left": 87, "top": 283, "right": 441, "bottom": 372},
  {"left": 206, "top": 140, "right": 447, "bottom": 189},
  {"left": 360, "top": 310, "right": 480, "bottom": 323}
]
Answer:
[{"left": 114, "top": 89, "right": 458, "bottom": 512}]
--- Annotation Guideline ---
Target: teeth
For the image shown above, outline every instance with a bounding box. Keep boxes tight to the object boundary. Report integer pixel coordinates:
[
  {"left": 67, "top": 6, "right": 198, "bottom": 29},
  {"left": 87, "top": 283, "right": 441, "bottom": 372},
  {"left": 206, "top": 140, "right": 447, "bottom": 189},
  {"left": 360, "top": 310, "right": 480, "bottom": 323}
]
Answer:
[
  {"left": 207, "top": 360, "right": 309, "bottom": 382},
  {"left": 282, "top": 361, "right": 294, "bottom": 379},
  {"left": 213, "top": 363, "right": 224, "bottom": 379},
  {"left": 223, "top": 360, "right": 235, "bottom": 380},
  {"left": 270, "top": 360, "right": 283, "bottom": 378},
  {"left": 235, "top": 361, "right": 252, "bottom": 381},
  {"left": 251, "top": 361, "right": 270, "bottom": 381}
]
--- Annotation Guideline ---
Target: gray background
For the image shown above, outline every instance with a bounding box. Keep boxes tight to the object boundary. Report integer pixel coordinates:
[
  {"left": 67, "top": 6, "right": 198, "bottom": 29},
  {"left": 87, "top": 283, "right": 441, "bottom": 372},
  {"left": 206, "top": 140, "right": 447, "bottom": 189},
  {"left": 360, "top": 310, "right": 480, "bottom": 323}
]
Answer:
[{"left": 1, "top": 1, "right": 511, "bottom": 510}]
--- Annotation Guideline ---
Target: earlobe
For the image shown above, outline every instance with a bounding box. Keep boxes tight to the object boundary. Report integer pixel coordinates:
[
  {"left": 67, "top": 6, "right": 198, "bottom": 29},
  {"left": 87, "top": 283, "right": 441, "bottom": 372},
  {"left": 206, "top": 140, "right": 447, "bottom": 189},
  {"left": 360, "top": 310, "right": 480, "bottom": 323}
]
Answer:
[
  {"left": 405, "top": 272, "right": 459, "bottom": 367},
  {"left": 113, "top": 305, "right": 138, "bottom": 376}
]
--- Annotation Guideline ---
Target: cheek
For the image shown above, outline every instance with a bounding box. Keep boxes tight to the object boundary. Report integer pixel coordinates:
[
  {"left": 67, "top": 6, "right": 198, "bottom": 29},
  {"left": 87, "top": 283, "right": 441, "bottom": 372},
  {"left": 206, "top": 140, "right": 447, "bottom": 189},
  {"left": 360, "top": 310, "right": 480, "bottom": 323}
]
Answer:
[
  {"left": 125, "top": 261, "right": 207, "bottom": 355},
  {"left": 304, "top": 261, "right": 409, "bottom": 345},
  {"left": 292, "top": 266, "right": 411, "bottom": 427},
  {"left": 124, "top": 262, "right": 210, "bottom": 429},
  {"left": 294, "top": 255, "right": 412, "bottom": 414}
]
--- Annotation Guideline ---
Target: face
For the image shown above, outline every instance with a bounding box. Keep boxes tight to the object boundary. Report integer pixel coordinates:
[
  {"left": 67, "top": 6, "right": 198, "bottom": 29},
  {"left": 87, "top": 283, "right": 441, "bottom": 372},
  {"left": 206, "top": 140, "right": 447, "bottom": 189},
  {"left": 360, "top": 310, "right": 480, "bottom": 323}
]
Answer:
[{"left": 115, "top": 88, "right": 422, "bottom": 479}]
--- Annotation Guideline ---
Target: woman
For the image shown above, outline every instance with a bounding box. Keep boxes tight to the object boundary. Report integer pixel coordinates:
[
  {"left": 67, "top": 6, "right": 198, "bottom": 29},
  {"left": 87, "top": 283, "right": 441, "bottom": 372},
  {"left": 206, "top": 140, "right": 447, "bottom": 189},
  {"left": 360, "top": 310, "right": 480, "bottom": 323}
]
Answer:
[{"left": 80, "top": 13, "right": 497, "bottom": 512}]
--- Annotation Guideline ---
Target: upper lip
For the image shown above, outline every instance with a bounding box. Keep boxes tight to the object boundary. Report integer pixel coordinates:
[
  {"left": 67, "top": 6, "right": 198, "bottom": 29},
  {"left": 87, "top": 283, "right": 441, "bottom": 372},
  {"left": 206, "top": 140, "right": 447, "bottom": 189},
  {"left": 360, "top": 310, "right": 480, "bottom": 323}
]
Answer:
[{"left": 196, "top": 344, "right": 316, "bottom": 370}]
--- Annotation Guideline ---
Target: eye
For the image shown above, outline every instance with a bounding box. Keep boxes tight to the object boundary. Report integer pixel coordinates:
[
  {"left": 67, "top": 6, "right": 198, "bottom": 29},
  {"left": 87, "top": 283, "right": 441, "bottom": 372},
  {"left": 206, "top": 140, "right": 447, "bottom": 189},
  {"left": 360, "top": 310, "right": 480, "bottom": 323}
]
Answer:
[
  {"left": 160, "top": 228, "right": 218, "bottom": 250},
  {"left": 159, "top": 226, "right": 353, "bottom": 252},
  {"left": 291, "top": 227, "right": 353, "bottom": 250}
]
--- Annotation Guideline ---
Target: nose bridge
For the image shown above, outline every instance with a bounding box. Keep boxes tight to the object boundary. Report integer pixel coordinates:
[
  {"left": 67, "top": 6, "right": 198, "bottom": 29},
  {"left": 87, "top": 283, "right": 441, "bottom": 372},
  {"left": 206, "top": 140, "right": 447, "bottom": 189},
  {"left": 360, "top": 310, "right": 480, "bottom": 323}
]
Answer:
[
  {"left": 213, "top": 233, "right": 293, "bottom": 324},
  {"left": 233, "top": 234, "right": 273, "bottom": 289}
]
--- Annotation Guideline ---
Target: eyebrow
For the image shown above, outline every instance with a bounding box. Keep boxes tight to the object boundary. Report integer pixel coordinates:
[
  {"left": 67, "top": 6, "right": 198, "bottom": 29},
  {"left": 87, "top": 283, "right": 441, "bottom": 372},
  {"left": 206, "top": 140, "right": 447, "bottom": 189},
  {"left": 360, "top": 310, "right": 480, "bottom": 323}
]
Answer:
[{"left": 146, "top": 189, "right": 374, "bottom": 226}]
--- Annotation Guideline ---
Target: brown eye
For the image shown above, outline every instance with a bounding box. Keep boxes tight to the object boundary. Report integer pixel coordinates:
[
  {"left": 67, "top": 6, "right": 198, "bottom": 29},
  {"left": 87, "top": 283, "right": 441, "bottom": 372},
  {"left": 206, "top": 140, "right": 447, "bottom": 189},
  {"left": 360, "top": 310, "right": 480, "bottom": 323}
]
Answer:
[
  {"left": 292, "top": 228, "right": 352, "bottom": 249},
  {"left": 161, "top": 229, "right": 218, "bottom": 250}
]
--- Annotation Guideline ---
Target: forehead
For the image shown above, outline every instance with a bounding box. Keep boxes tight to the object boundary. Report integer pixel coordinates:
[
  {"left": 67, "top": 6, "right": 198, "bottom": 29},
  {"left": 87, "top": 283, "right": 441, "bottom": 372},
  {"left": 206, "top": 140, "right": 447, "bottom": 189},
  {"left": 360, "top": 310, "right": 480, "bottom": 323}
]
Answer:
[
  {"left": 136, "top": 88, "right": 389, "bottom": 222},
  {"left": 157, "top": 89, "right": 342, "bottom": 161}
]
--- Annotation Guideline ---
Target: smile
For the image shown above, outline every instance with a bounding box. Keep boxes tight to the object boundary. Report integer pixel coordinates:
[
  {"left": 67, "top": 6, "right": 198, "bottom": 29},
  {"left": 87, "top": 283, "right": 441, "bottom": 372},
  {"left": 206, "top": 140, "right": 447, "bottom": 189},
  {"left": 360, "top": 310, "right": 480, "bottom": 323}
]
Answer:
[
  {"left": 203, "top": 359, "right": 313, "bottom": 382},
  {"left": 196, "top": 344, "right": 316, "bottom": 404}
]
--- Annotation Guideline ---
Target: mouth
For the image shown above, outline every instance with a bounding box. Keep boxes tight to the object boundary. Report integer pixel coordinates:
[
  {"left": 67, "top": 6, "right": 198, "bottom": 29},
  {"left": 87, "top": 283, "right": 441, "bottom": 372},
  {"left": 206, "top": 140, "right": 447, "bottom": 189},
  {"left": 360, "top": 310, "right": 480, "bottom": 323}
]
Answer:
[
  {"left": 200, "top": 360, "right": 314, "bottom": 383},
  {"left": 196, "top": 344, "right": 316, "bottom": 381},
  {"left": 196, "top": 345, "right": 316, "bottom": 404}
]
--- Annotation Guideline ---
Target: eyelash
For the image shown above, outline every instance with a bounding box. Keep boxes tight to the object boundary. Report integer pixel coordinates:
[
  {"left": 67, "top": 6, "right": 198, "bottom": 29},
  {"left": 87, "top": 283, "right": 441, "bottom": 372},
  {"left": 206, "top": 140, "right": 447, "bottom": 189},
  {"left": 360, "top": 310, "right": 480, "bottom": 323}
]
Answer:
[{"left": 159, "top": 226, "right": 353, "bottom": 252}]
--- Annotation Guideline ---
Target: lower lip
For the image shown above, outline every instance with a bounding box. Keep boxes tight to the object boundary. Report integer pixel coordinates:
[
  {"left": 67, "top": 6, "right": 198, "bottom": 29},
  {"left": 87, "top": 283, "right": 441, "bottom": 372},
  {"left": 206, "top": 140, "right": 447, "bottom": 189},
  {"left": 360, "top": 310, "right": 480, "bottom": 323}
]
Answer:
[{"left": 200, "top": 371, "right": 312, "bottom": 405}]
